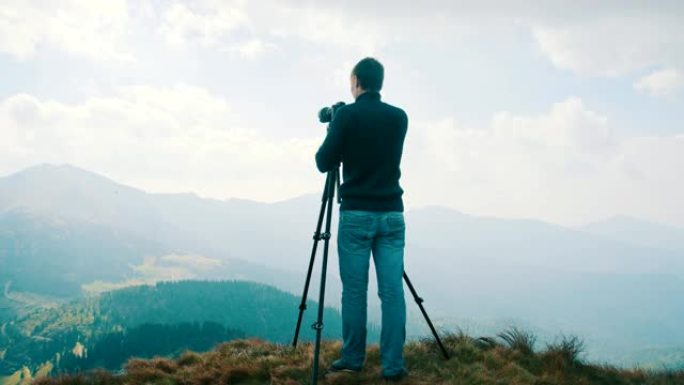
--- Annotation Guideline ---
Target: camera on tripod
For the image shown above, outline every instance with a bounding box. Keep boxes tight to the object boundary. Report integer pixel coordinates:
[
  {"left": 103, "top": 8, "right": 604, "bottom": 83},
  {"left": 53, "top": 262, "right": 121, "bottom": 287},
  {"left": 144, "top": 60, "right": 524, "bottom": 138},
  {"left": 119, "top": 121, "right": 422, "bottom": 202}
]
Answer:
[{"left": 318, "top": 101, "right": 346, "bottom": 123}]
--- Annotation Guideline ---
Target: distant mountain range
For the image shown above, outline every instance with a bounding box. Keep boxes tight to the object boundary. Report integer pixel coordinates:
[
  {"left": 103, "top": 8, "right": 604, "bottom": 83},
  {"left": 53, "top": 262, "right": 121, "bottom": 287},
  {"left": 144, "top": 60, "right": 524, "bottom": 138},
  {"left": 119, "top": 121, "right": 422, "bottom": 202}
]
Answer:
[
  {"left": 1, "top": 163, "right": 683, "bottom": 367},
  {"left": 579, "top": 215, "right": 684, "bottom": 251},
  {"left": 0, "top": 163, "right": 317, "bottom": 304}
]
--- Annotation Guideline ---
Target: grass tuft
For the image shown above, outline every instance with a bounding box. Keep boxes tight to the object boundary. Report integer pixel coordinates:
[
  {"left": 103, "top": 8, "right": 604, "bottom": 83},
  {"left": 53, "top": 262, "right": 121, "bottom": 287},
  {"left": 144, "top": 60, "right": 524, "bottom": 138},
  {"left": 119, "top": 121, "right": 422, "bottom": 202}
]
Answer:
[
  {"left": 543, "top": 334, "right": 585, "bottom": 370},
  {"left": 474, "top": 336, "right": 500, "bottom": 350},
  {"left": 177, "top": 350, "right": 204, "bottom": 367},
  {"left": 497, "top": 327, "right": 537, "bottom": 355}
]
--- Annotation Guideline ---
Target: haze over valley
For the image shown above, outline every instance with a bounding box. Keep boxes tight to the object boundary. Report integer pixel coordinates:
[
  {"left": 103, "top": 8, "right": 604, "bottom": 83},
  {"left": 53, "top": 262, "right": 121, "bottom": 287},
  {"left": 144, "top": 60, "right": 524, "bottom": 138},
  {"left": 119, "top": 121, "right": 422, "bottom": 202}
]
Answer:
[{"left": 1, "top": 164, "right": 683, "bottom": 376}]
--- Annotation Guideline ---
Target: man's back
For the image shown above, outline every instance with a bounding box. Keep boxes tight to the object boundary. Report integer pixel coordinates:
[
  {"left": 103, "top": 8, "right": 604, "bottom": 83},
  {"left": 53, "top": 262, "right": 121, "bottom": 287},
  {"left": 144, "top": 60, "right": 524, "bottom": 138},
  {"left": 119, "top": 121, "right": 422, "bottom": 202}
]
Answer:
[
  {"left": 315, "top": 91, "right": 408, "bottom": 212},
  {"left": 317, "top": 57, "right": 410, "bottom": 382}
]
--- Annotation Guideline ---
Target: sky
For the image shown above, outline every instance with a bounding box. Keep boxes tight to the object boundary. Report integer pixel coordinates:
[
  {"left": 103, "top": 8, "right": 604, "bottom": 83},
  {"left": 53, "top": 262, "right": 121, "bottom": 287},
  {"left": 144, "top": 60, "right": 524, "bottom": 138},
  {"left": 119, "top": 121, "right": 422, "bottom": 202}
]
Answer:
[{"left": 1, "top": 0, "right": 683, "bottom": 227}]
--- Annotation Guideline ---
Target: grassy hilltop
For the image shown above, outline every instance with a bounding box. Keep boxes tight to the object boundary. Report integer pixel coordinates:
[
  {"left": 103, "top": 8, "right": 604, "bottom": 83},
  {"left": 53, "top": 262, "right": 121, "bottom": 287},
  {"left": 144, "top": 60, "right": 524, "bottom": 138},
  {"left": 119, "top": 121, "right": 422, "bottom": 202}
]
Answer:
[{"left": 32, "top": 329, "right": 684, "bottom": 385}]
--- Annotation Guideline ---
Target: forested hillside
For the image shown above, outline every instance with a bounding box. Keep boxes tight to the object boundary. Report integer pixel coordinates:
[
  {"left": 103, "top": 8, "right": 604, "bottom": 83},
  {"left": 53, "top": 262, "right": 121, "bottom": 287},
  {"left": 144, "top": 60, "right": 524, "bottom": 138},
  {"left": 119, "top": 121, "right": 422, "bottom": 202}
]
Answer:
[{"left": 0, "top": 280, "right": 348, "bottom": 378}]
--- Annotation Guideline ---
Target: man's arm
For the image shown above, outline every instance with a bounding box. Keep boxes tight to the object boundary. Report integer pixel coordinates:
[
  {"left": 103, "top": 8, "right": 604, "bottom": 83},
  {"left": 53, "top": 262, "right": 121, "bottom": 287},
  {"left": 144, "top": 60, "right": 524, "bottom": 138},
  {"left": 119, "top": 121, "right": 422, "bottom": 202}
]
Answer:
[{"left": 315, "top": 108, "right": 348, "bottom": 173}]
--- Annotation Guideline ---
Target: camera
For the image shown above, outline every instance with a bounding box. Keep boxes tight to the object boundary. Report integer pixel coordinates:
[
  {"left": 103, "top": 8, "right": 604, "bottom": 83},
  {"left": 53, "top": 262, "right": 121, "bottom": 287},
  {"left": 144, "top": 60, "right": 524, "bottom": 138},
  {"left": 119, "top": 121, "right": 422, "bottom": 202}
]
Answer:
[{"left": 318, "top": 101, "right": 346, "bottom": 123}]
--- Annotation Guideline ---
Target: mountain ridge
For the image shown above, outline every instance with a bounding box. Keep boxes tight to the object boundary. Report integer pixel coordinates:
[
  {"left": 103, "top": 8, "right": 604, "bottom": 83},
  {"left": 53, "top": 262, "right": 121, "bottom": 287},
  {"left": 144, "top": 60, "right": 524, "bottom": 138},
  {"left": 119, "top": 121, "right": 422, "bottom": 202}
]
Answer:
[
  {"left": 6, "top": 163, "right": 680, "bottom": 231},
  {"left": 0, "top": 163, "right": 666, "bottom": 230},
  {"left": 2, "top": 163, "right": 684, "bottom": 368}
]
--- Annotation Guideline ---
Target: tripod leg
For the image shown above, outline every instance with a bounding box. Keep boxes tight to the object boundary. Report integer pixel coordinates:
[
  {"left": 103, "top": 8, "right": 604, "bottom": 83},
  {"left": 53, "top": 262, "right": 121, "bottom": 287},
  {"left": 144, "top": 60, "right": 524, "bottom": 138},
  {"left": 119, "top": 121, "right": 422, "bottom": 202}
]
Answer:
[
  {"left": 403, "top": 272, "right": 450, "bottom": 360},
  {"left": 292, "top": 175, "right": 332, "bottom": 347},
  {"left": 310, "top": 170, "right": 337, "bottom": 385}
]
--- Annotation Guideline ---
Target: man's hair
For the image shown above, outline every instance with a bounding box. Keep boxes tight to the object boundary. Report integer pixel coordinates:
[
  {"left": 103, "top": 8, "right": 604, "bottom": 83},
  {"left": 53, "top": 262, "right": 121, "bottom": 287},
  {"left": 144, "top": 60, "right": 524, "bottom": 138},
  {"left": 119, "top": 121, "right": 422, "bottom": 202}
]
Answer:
[{"left": 352, "top": 57, "right": 384, "bottom": 92}]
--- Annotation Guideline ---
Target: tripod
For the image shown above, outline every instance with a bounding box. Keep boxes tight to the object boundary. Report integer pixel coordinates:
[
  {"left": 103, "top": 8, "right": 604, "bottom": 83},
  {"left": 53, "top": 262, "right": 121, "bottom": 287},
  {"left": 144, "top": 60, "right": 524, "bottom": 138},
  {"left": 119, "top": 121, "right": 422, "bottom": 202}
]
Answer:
[{"left": 292, "top": 168, "right": 450, "bottom": 385}]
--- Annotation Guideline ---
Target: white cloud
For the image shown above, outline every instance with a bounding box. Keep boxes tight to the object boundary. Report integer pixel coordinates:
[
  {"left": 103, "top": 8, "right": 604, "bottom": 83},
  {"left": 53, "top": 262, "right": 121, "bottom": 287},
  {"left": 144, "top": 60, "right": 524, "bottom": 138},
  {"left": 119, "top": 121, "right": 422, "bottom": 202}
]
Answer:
[
  {"left": 0, "top": 0, "right": 132, "bottom": 61},
  {"left": 491, "top": 97, "right": 611, "bottom": 151},
  {"left": 531, "top": 13, "right": 684, "bottom": 77},
  {"left": 3, "top": 1, "right": 681, "bottom": 74},
  {"left": 634, "top": 68, "right": 684, "bottom": 98},
  {"left": 1, "top": 88, "right": 682, "bottom": 226},
  {"left": 159, "top": 1, "right": 250, "bottom": 49},
  {"left": 0, "top": 85, "right": 321, "bottom": 201},
  {"left": 1, "top": 1, "right": 682, "bottom": 227},
  {"left": 403, "top": 97, "right": 684, "bottom": 226},
  {"left": 225, "top": 38, "right": 276, "bottom": 58},
  {"left": 261, "top": 3, "right": 387, "bottom": 54},
  {"left": 156, "top": 0, "right": 391, "bottom": 55}
]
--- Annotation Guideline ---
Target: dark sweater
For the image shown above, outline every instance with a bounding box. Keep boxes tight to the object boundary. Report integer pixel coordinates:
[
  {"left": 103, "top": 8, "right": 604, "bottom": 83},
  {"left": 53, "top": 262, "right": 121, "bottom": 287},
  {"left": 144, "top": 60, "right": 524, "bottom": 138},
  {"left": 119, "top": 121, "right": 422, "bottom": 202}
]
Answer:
[{"left": 315, "top": 91, "right": 408, "bottom": 212}]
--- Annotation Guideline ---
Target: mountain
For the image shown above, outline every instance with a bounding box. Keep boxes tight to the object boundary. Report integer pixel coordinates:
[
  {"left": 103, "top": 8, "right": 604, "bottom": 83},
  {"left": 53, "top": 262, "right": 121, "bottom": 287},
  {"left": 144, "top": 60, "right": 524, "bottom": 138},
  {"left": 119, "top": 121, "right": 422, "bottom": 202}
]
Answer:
[
  {"left": 0, "top": 164, "right": 320, "bottom": 313},
  {"left": 578, "top": 215, "right": 684, "bottom": 251},
  {"left": 0, "top": 280, "right": 347, "bottom": 376},
  {"left": 406, "top": 206, "right": 684, "bottom": 275},
  {"left": 0, "top": 163, "right": 321, "bottom": 272},
  {"left": 1, "top": 163, "right": 683, "bottom": 367},
  {"left": 402, "top": 207, "right": 684, "bottom": 363}
]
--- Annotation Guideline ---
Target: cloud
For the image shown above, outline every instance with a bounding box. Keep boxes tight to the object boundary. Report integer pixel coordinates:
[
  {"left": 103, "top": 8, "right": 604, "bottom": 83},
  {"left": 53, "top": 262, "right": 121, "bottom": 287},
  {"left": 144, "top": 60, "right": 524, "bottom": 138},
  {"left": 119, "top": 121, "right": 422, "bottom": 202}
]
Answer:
[
  {"left": 1, "top": 1, "right": 682, "bottom": 228},
  {"left": 1, "top": 87, "right": 682, "bottom": 226},
  {"left": 531, "top": 12, "right": 684, "bottom": 77},
  {"left": 0, "top": 0, "right": 132, "bottom": 61},
  {"left": 3, "top": 1, "right": 681, "bottom": 72},
  {"left": 491, "top": 97, "right": 611, "bottom": 151},
  {"left": 634, "top": 68, "right": 684, "bottom": 98},
  {"left": 156, "top": 0, "right": 391, "bottom": 55},
  {"left": 225, "top": 38, "right": 276, "bottom": 58},
  {"left": 260, "top": 3, "right": 388, "bottom": 54},
  {"left": 0, "top": 85, "right": 322, "bottom": 201},
  {"left": 403, "top": 97, "right": 684, "bottom": 226},
  {"left": 159, "top": 1, "right": 250, "bottom": 49}
]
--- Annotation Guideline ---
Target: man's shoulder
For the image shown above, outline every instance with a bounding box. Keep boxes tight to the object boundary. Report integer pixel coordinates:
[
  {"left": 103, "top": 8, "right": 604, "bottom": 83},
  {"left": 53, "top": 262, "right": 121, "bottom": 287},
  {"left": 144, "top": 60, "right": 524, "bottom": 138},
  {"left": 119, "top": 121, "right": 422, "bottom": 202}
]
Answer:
[
  {"left": 390, "top": 103, "right": 407, "bottom": 117},
  {"left": 330, "top": 103, "right": 354, "bottom": 124},
  {"left": 348, "top": 99, "right": 407, "bottom": 117},
  {"left": 381, "top": 102, "right": 408, "bottom": 122}
]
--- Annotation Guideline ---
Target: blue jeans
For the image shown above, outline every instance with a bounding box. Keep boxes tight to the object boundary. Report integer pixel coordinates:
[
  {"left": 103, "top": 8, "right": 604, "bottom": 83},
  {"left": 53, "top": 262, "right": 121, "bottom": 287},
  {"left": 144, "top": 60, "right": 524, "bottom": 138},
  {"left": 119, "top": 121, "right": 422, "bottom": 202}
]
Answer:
[{"left": 337, "top": 209, "right": 407, "bottom": 376}]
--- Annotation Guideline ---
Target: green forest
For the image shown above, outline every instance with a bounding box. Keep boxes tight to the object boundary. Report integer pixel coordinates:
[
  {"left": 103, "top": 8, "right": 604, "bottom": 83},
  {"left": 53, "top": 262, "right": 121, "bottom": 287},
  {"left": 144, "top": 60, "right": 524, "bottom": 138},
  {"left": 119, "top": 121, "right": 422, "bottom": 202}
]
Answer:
[{"left": 0, "top": 280, "right": 354, "bottom": 377}]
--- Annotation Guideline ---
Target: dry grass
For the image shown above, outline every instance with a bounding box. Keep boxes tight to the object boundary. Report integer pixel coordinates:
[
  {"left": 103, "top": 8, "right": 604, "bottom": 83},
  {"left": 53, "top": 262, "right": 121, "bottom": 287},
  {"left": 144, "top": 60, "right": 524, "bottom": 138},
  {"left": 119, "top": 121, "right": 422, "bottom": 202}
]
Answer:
[{"left": 32, "top": 331, "right": 684, "bottom": 385}]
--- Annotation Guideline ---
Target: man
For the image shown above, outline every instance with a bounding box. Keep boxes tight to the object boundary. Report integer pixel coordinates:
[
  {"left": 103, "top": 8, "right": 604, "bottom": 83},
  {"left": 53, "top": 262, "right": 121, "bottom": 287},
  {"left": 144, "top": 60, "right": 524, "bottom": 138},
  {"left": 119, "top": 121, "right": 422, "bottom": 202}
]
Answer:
[{"left": 315, "top": 57, "right": 409, "bottom": 382}]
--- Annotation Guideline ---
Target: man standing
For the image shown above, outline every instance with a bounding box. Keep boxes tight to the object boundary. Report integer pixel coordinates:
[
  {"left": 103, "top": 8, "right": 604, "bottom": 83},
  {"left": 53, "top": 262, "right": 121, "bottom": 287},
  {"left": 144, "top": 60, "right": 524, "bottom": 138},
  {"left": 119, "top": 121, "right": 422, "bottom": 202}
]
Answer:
[{"left": 315, "top": 57, "right": 409, "bottom": 382}]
